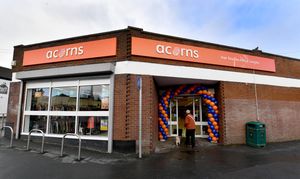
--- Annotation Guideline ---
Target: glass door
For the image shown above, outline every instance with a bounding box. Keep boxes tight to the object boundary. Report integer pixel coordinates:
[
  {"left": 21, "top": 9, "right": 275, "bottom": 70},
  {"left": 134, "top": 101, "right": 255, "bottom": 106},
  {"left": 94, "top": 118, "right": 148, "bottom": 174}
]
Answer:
[
  {"left": 169, "top": 99, "right": 178, "bottom": 136},
  {"left": 194, "top": 97, "right": 208, "bottom": 138},
  {"left": 169, "top": 96, "right": 208, "bottom": 138}
]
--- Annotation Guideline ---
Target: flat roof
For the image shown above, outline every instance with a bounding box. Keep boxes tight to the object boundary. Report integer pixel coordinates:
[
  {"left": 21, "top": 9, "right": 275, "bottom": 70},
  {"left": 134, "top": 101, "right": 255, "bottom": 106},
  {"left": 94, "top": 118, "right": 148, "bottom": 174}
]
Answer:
[{"left": 0, "top": 66, "right": 12, "bottom": 80}]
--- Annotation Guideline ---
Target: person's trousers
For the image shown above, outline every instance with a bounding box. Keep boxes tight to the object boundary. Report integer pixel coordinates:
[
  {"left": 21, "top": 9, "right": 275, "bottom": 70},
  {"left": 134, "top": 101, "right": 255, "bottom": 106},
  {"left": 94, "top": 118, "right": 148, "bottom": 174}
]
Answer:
[{"left": 185, "top": 129, "right": 195, "bottom": 147}]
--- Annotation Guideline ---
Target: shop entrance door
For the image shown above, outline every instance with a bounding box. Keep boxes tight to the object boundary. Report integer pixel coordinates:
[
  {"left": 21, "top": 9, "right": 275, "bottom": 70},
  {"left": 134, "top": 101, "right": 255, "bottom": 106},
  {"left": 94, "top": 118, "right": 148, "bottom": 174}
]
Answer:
[{"left": 169, "top": 96, "right": 208, "bottom": 138}]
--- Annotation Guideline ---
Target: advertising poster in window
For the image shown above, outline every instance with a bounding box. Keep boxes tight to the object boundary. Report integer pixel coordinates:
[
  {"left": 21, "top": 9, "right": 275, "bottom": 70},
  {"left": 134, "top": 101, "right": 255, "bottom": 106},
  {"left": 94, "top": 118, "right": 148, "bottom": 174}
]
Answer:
[
  {"left": 0, "top": 79, "right": 10, "bottom": 114},
  {"left": 101, "top": 97, "right": 109, "bottom": 110},
  {"left": 100, "top": 119, "right": 108, "bottom": 131}
]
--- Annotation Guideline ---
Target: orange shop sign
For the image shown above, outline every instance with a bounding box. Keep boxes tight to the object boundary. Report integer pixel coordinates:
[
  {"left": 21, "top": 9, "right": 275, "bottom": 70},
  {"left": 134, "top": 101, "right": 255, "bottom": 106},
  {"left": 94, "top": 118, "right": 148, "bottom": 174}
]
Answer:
[
  {"left": 23, "top": 38, "right": 117, "bottom": 66},
  {"left": 132, "top": 37, "right": 276, "bottom": 72}
]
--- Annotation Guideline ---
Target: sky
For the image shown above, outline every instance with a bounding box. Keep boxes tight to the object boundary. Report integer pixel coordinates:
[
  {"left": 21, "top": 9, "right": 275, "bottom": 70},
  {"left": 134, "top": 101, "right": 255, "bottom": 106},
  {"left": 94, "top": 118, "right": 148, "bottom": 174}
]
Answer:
[{"left": 1, "top": 0, "right": 300, "bottom": 69}]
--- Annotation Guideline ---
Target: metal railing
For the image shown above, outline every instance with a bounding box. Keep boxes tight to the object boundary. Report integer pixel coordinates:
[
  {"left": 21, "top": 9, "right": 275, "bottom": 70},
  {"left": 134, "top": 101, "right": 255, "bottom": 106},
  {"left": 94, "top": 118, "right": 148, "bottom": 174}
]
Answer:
[
  {"left": 60, "top": 133, "right": 81, "bottom": 161},
  {"left": 27, "top": 129, "right": 45, "bottom": 153},
  {"left": 0, "top": 126, "right": 13, "bottom": 148}
]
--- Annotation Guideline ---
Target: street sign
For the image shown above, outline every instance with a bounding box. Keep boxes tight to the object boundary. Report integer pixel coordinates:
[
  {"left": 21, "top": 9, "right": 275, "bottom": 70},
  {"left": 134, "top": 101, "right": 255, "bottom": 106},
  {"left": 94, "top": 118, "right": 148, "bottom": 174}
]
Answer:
[{"left": 137, "top": 76, "right": 141, "bottom": 90}]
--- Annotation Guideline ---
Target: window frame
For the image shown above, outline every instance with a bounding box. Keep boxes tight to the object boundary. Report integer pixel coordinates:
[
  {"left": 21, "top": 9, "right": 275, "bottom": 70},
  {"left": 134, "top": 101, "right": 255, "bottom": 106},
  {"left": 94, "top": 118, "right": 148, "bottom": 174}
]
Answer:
[{"left": 22, "top": 77, "right": 110, "bottom": 141}]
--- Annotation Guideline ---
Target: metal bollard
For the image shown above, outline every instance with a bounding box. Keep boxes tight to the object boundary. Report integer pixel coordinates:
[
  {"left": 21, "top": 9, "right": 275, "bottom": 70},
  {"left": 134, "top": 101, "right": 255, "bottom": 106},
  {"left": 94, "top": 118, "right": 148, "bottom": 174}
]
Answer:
[
  {"left": 60, "top": 133, "right": 81, "bottom": 161},
  {"left": 27, "top": 129, "right": 45, "bottom": 153},
  {"left": 0, "top": 126, "right": 13, "bottom": 148}
]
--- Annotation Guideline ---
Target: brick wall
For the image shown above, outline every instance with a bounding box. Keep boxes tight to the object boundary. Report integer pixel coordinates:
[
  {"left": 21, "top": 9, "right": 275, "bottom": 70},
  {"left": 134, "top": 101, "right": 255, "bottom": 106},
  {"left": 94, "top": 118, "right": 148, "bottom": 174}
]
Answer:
[
  {"left": 6, "top": 82, "right": 21, "bottom": 134},
  {"left": 113, "top": 74, "right": 158, "bottom": 153},
  {"left": 223, "top": 82, "right": 300, "bottom": 144}
]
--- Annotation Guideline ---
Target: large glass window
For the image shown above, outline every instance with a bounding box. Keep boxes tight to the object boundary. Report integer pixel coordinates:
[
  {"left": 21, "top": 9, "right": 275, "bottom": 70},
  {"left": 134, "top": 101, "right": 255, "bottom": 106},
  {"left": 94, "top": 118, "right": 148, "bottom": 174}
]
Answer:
[
  {"left": 23, "top": 79, "right": 110, "bottom": 139},
  {"left": 23, "top": 115, "right": 47, "bottom": 133},
  {"left": 79, "top": 85, "right": 109, "bottom": 111},
  {"left": 78, "top": 116, "right": 108, "bottom": 136},
  {"left": 51, "top": 87, "right": 77, "bottom": 111},
  {"left": 25, "top": 88, "right": 49, "bottom": 111},
  {"left": 49, "top": 116, "right": 75, "bottom": 134}
]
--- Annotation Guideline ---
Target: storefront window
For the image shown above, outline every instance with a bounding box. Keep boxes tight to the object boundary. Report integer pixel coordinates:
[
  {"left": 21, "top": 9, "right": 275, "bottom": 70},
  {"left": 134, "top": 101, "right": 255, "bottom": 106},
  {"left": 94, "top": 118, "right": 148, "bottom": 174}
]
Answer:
[
  {"left": 49, "top": 116, "right": 75, "bottom": 134},
  {"left": 25, "top": 88, "right": 49, "bottom": 111},
  {"left": 51, "top": 87, "right": 77, "bottom": 111},
  {"left": 78, "top": 116, "right": 108, "bottom": 136},
  {"left": 23, "top": 115, "right": 47, "bottom": 133},
  {"left": 23, "top": 79, "right": 110, "bottom": 140},
  {"left": 79, "top": 85, "right": 109, "bottom": 111}
]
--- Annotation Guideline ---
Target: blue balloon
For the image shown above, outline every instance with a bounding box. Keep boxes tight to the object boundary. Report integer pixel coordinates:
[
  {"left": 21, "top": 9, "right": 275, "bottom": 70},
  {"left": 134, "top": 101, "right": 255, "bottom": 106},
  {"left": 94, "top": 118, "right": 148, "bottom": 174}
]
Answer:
[
  {"left": 208, "top": 121, "right": 212, "bottom": 125},
  {"left": 203, "top": 94, "right": 208, "bottom": 98},
  {"left": 208, "top": 106, "right": 212, "bottom": 110},
  {"left": 208, "top": 137, "right": 212, "bottom": 141},
  {"left": 215, "top": 133, "right": 219, "bottom": 137},
  {"left": 210, "top": 125, "right": 215, "bottom": 130},
  {"left": 215, "top": 118, "right": 219, "bottom": 122},
  {"left": 213, "top": 114, "right": 218, "bottom": 118},
  {"left": 212, "top": 129, "right": 216, "bottom": 133}
]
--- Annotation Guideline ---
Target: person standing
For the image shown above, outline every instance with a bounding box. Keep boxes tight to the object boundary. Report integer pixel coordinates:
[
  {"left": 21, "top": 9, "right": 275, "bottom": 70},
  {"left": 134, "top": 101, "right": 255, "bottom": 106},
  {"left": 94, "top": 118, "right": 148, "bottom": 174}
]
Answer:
[{"left": 185, "top": 109, "right": 196, "bottom": 148}]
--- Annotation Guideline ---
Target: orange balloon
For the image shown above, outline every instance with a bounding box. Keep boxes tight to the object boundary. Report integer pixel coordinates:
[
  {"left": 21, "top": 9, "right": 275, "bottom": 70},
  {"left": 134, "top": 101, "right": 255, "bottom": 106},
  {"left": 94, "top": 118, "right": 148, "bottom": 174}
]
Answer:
[
  {"left": 159, "top": 106, "right": 163, "bottom": 111},
  {"left": 164, "top": 128, "right": 168, "bottom": 132},
  {"left": 202, "top": 90, "right": 207, "bottom": 95},
  {"left": 164, "top": 114, "right": 168, "bottom": 118},
  {"left": 160, "top": 121, "right": 164, "bottom": 126},
  {"left": 165, "top": 101, "right": 169, "bottom": 105},
  {"left": 158, "top": 118, "right": 162, "bottom": 121},
  {"left": 166, "top": 95, "right": 170, "bottom": 99},
  {"left": 207, "top": 91, "right": 212, "bottom": 96},
  {"left": 207, "top": 129, "right": 212, "bottom": 133},
  {"left": 213, "top": 106, "right": 218, "bottom": 110},
  {"left": 206, "top": 100, "right": 211, "bottom": 104},
  {"left": 209, "top": 133, "right": 214, "bottom": 138},
  {"left": 165, "top": 117, "right": 169, "bottom": 121},
  {"left": 210, "top": 102, "right": 215, "bottom": 106},
  {"left": 212, "top": 137, "right": 217, "bottom": 141},
  {"left": 209, "top": 118, "right": 215, "bottom": 122},
  {"left": 162, "top": 125, "right": 166, "bottom": 129},
  {"left": 163, "top": 97, "right": 167, "bottom": 101},
  {"left": 215, "top": 110, "right": 219, "bottom": 114},
  {"left": 215, "top": 126, "right": 219, "bottom": 130},
  {"left": 159, "top": 135, "right": 163, "bottom": 139},
  {"left": 213, "top": 122, "right": 218, "bottom": 126},
  {"left": 162, "top": 110, "right": 166, "bottom": 115},
  {"left": 207, "top": 113, "right": 213, "bottom": 118}
]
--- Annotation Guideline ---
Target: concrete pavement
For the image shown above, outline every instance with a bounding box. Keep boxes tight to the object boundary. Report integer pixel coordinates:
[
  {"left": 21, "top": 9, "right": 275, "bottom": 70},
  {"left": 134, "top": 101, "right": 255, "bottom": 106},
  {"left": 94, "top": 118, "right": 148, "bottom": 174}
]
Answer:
[{"left": 1, "top": 138, "right": 300, "bottom": 179}]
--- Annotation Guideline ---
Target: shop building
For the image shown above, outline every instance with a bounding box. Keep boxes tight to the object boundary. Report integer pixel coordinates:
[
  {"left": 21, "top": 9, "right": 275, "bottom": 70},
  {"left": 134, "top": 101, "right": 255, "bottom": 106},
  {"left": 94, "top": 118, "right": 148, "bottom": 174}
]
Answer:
[
  {"left": 0, "top": 66, "right": 11, "bottom": 114},
  {"left": 7, "top": 27, "right": 300, "bottom": 153}
]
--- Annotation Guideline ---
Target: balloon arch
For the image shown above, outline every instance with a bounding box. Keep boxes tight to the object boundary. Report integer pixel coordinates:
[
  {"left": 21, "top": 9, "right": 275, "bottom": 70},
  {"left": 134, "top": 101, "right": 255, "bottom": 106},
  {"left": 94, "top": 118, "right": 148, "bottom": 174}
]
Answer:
[{"left": 158, "top": 84, "right": 220, "bottom": 143}]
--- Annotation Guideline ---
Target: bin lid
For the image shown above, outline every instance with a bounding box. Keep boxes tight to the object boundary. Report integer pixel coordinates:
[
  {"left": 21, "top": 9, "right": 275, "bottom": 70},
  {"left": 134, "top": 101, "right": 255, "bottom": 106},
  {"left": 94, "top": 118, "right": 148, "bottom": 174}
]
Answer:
[{"left": 246, "top": 121, "right": 265, "bottom": 128}]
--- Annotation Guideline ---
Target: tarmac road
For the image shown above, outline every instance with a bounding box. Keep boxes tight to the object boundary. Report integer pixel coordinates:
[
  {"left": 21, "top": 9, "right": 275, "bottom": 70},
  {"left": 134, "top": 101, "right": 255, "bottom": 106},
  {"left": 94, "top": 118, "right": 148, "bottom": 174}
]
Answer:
[{"left": 1, "top": 139, "right": 300, "bottom": 179}]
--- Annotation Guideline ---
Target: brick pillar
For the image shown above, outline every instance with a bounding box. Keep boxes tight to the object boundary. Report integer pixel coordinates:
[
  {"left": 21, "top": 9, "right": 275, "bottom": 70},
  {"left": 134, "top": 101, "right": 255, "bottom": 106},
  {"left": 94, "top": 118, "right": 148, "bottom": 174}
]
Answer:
[
  {"left": 113, "top": 74, "right": 158, "bottom": 153},
  {"left": 6, "top": 82, "right": 22, "bottom": 136}
]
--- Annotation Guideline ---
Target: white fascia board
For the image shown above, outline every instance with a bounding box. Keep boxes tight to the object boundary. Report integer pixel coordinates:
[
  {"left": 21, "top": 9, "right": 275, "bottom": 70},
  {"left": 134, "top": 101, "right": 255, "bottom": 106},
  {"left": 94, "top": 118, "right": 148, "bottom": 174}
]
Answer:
[{"left": 115, "top": 61, "right": 300, "bottom": 88}]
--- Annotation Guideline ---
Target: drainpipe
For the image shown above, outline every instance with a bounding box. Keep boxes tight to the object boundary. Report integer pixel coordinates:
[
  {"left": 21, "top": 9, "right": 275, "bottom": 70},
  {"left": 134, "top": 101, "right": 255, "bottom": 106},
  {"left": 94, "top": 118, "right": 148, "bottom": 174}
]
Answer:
[
  {"left": 253, "top": 70, "right": 260, "bottom": 122},
  {"left": 15, "top": 77, "right": 23, "bottom": 139}
]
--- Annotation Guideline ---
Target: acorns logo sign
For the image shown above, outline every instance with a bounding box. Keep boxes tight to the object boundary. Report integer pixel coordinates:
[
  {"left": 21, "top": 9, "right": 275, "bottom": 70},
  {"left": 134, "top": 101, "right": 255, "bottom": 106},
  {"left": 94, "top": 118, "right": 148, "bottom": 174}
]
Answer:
[
  {"left": 156, "top": 45, "right": 199, "bottom": 59},
  {"left": 46, "top": 46, "right": 84, "bottom": 59},
  {"left": 23, "top": 38, "right": 116, "bottom": 66}
]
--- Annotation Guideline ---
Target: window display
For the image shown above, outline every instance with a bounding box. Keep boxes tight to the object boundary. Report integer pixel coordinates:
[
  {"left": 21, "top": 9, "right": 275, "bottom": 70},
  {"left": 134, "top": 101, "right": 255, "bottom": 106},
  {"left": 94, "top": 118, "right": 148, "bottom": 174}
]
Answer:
[
  {"left": 25, "top": 88, "right": 49, "bottom": 111},
  {"left": 23, "top": 79, "right": 110, "bottom": 139},
  {"left": 23, "top": 115, "right": 47, "bottom": 133},
  {"left": 78, "top": 116, "right": 108, "bottom": 136},
  {"left": 49, "top": 116, "right": 75, "bottom": 134}
]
